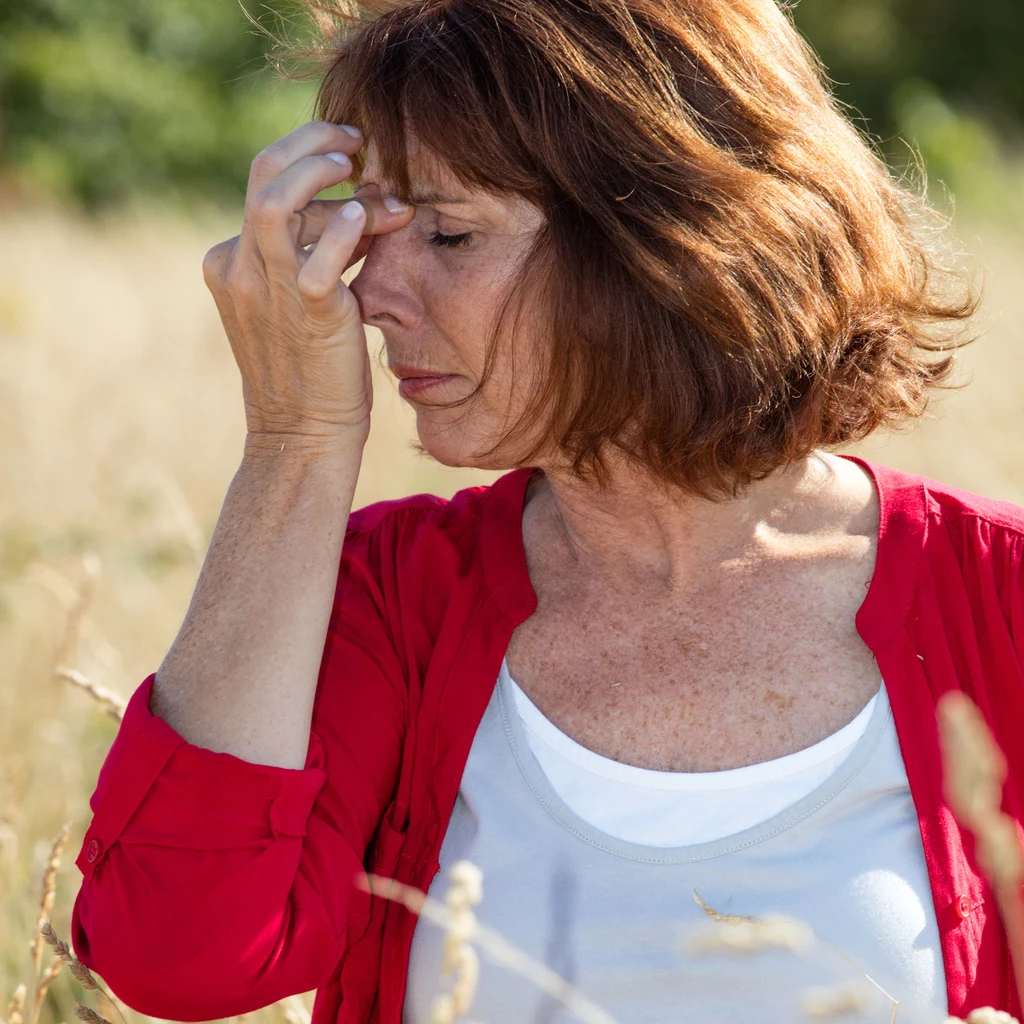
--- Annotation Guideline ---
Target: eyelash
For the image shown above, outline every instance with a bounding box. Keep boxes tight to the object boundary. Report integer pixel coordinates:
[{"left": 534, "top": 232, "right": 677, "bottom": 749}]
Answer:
[{"left": 428, "top": 230, "right": 473, "bottom": 249}]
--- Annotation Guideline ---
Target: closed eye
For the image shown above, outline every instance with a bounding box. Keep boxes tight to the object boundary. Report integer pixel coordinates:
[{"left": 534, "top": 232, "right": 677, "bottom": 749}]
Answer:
[{"left": 429, "top": 230, "right": 473, "bottom": 249}]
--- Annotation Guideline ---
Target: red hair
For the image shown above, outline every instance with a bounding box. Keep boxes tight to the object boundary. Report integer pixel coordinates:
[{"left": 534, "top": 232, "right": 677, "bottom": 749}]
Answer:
[{"left": 302, "top": 0, "right": 976, "bottom": 496}]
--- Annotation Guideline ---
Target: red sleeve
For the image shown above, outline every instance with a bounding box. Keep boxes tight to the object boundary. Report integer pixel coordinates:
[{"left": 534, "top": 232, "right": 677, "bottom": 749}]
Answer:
[{"left": 71, "top": 510, "right": 414, "bottom": 1021}]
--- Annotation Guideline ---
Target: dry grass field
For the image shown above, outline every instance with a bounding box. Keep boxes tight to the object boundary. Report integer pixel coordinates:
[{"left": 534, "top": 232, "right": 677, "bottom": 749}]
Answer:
[{"left": 1, "top": 199, "right": 1022, "bottom": 1024}]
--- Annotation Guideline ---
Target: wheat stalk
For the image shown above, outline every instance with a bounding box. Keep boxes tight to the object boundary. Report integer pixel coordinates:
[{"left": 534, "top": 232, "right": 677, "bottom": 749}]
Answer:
[
  {"left": 52, "top": 554, "right": 101, "bottom": 677},
  {"left": 30, "top": 823, "right": 72, "bottom": 981},
  {"left": 938, "top": 691, "right": 1024, "bottom": 1012},
  {"left": 359, "top": 870, "right": 620, "bottom": 1024},
  {"left": 73, "top": 1006, "right": 112, "bottom": 1024},
  {"left": 39, "top": 919, "right": 128, "bottom": 1024},
  {"left": 55, "top": 668, "right": 126, "bottom": 722},
  {"left": 802, "top": 980, "right": 874, "bottom": 1017},
  {"left": 5, "top": 985, "right": 27, "bottom": 1024},
  {"left": 42, "top": 553, "right": 128, "bottom": 721},
  {"left": 31, "top": 829, "right": 124, "bottom": 1024},
  {"left": 686, "top": 890, "right": 814, "bottom": 954},
  {"left": 40, "top": 921, "right": 99, "bottom": 991},
  {"left": 429, "top": 861, "right": 483, "bottom": 1024},
  {"left": 30, "top": 962, "right": 63, "bottom": 1024},
  {"left": 29, "top": 563, "right": 125, "bottom": 683},
  {"left": 144, "top": 464, "right": 207, "bottom": 565}
]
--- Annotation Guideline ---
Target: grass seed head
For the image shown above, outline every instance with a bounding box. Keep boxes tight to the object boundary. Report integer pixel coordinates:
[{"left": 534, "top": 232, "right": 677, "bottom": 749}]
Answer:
[
  {"left": 801, "top": 980, "right": 873, "bottom": 1017},
  {"left": 7, "top": 984, "right": 27, "bottom": 1024},
  {"left": 938, "top": 692, "right": 1007, "bottom": 829},
  {"left": 31, "top": 825, "right": 72, "bottom": 974},
  {"left": 73, "top": 1005, "right": 111, "bottom": 1024},
  {"left": 447, "top": 860, "right": 483, "bottom": 905},
  {"left": 684, "top": 915, "right": 814, "bottom": 955}
]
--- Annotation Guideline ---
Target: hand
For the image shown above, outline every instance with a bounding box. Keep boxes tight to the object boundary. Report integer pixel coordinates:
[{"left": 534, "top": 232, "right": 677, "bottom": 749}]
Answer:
[{"left": 202, "top": 121, "right": 416, "bottom": 454}]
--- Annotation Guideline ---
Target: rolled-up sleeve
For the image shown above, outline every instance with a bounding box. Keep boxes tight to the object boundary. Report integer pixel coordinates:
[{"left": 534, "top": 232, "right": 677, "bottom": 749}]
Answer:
[
  {"left": 70, "top": 676, "right": 354, "bottom": 1021},
  {"left": 71, "top": 509, "right": 417, "bottom": 1022}
]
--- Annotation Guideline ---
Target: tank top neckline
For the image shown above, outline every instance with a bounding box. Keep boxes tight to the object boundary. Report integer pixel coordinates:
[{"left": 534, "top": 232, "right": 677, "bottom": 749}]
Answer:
[
  {"left": 495, "top": 666, "right": 894, "bottom": 864},
  {"left": 500, "top": 658, "right": 882, "bottom": 790}
]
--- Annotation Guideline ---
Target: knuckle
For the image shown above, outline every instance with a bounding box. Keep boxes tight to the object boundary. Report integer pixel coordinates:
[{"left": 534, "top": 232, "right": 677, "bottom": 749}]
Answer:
[
  {"left": 248, "top": 190, "right": 286, "bottom": 225},
  {"left": 225, "top": 267, "right": 262, "bottom": 303},
  {"left": 295, "top": 269, "right": 330, "bottom": 302},
  {"left": 201, "top": 239, "right": 234, "bottom": 287},
  {"left": 250, "top": 146, "right": 284, "bottom": 181},
  {"left": 308, "top": 120, "right": 338, "bottom": 142}
]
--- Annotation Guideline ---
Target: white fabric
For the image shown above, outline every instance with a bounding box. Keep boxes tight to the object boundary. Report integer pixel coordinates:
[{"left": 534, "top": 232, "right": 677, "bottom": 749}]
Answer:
[
  {"left": 403, "top": 664, "right": 947, "bottom": 1024},
  {"left": 503, "top": 658, "right": 880, "bottom": 847}
]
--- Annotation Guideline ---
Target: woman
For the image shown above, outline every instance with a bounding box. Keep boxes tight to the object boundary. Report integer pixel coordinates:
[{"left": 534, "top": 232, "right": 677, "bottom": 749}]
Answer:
[{"left": 70, "top": 0, "right": 1024, "bottom": 1021}]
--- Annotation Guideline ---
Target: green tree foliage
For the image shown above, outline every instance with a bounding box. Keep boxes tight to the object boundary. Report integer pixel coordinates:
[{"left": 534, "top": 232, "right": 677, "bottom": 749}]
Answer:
[
  {"left": 0, "top": 0, "right": 316, "bottom": 207},
  {"left": 0, "top": 0, "right": 1021, "bottom": 208},
  {"left": 790, "top": 0, "right": 1024, "bottom": 202},
  {"left": 790, "top": 0, "right": 1024, "bottom": 141}
]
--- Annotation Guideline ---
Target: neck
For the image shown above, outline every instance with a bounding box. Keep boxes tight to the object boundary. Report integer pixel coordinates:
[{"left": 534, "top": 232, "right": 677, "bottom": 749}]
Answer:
[{"left": 525, "top": 451, "right": 868, "bottom": 590}]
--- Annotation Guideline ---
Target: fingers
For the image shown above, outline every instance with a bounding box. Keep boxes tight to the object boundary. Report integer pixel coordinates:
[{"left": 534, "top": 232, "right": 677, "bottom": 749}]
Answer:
[
  {"left": 246, "top": 121, "right": 363, "bottom": 203},
  {"left": 246, "top": 152, "right": 358, "bottom": 269},
  {"left": 296, "top": 201, "right": 368, "bottom": 311},
  {"left": 295, "top": 194, "right": 415, "bottom": 248}
]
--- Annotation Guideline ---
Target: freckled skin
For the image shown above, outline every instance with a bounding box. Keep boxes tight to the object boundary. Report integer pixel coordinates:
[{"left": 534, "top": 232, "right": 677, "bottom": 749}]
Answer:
[
  {"left": 351, "top": 139, "right": 883, "bottom": 774},
  {"left": 504, "top": 462, "right": 883, "bottom": 772}
]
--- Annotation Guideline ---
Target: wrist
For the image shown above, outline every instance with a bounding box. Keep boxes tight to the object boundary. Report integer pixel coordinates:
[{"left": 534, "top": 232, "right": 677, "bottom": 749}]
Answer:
[{"left": 242, "top": 425, "right": 369, "bottom": 463}]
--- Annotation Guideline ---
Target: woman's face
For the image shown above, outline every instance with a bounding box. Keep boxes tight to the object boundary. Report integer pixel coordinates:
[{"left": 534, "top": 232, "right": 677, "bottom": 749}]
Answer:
[{"left": 349, "top": 138, "right": 549, "bottom": 469}]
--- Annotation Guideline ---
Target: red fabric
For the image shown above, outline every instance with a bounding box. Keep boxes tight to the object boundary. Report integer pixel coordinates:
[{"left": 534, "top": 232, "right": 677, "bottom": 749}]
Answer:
[{"left": 71, "top": 456, "right": 1024, "bottom": 1022}]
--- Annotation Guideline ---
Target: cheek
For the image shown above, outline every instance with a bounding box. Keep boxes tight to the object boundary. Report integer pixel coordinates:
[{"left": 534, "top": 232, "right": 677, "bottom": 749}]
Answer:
[{"left": 422, "top": 263, "right": 508, "bottom": 375}]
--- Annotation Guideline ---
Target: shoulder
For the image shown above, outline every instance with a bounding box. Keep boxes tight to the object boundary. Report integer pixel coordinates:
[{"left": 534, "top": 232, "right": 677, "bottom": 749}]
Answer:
[
  {"left": 345, "top": 471, "right": 508, "bottom": 540},
  {"left": 854, "top": 456, "right": 1024, "bottom": 573},
  {"left": 862, "top": 458, "right": 1024, "bottom": 534},
  {"left": 850, "top": 458, "right": 1024, "bottom": 666},
  {"left": 333, "top": 467, "right": 537, "bottom": 627},
  {"left": 341, "top": 467, "right": 535, "bottom": 569}
]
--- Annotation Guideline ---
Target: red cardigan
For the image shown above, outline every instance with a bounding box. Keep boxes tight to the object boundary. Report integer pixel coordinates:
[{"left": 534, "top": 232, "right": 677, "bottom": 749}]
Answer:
[{"left": 71, "top": 456, "right": 1024, "bottom": 1023}]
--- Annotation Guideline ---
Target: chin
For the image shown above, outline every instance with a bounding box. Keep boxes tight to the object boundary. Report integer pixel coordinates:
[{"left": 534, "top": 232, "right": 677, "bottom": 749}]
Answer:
[{"left": 413, "top": 412, "right": 519, "bottom": 472}]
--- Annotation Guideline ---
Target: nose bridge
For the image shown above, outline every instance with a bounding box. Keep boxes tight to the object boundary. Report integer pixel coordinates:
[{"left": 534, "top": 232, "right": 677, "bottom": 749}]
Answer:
[
  {"left": 349, "top": 222, "right": 425, "bottom": 329},
  {"left": 357, "top": 224, "right": 420, "bottom": 290}
]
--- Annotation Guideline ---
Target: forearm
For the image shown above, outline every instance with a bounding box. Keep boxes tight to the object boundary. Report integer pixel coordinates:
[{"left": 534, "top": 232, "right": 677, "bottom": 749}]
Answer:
[{"left": 151, "top": 434, "right": 365, "bottom": 768}]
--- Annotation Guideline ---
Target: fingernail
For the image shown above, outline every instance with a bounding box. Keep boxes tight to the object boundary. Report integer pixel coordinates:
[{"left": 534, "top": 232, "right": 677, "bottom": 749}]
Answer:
[
  {"left": 326, "top": 152, "right": 351, "bottom": 166},
  {"left": 340, "top": 124, "right": 362, "bottom": 138},
  {"left": 384, "top": 196, "right": 411, "bottom": 213},
  {"left": 341, "top": 201, "right": 365, "bottom": 221}
]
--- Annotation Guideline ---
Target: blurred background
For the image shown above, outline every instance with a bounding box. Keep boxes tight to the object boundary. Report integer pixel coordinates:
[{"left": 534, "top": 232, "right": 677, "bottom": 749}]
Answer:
[{"left": 1, "top": 1, "right": 1023, "bottom": 1022}]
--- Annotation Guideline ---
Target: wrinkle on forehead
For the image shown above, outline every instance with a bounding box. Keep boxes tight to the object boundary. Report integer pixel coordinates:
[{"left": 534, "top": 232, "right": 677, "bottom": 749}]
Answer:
[
  {"left": 359, "top": 136, "right": 474, "bottom": 205},
  {"left": 358, "top": 138, "right": 545, "bottom": 233}
]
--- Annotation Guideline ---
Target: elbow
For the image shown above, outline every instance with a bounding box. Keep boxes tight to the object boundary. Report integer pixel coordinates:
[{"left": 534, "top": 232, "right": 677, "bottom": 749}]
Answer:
[{"left": 72, "top": 867, "right": 342, "bottom": 1022}]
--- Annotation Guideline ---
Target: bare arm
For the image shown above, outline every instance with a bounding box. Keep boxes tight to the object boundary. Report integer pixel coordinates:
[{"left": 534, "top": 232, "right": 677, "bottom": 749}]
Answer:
[
  {"left": 150, "top": 445, "right": 360, "bottom": 768},
  {"left": 149, "top": 121, "right": 415, "bottom": 768}
]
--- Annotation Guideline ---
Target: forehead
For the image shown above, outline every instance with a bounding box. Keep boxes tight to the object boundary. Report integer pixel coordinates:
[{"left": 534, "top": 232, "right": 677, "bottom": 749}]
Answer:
[
  {"left": 358, "top": 138, "right": 465, "bottom": 205},
  {"left": 358, "top": 136, "right": 544, "bottom": 231}
]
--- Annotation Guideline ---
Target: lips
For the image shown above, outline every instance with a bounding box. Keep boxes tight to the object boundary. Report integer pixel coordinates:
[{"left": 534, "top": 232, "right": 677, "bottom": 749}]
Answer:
[{"left": 391, "top": 364, "right": 459, "bottom": 401}]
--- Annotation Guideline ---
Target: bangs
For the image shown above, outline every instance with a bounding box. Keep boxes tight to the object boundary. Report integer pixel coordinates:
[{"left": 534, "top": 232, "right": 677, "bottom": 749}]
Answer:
[{"left": 315, "top": 3, "right": 545, "bottom": 205}]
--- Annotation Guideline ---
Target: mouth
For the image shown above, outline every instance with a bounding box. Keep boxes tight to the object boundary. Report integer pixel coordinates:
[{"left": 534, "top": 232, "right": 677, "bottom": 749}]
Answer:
[{"left": 392, "top": 364, "right": 460, "bottom": 401}]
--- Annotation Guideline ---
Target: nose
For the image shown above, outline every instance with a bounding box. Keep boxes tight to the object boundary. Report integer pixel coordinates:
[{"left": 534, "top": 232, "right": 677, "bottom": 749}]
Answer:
[{"left": 348, "top": 227, "right": 422, "bottom": 332}]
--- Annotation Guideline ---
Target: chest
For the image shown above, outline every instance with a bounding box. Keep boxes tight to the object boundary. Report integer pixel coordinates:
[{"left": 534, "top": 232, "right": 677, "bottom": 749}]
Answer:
[
  {"left": 504, "top": 569, "right": 882, "bottom": 772},
  {"left": 402, "top": 677, "right": 945, "bottom": 1024}
]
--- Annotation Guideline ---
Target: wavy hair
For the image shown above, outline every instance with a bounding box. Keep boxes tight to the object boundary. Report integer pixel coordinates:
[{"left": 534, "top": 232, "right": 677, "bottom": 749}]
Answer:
[{"left": 301, "top": 0, "right": 977, "bottom": 496}]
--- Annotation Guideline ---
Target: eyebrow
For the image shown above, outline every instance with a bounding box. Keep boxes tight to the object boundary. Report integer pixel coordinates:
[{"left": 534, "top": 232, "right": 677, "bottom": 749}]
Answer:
[
  {"left": 357, "top": 178, "right": 471, "bottom": 208},
  {"left": 403, "top": 188, "right": 471, "bottom": 207}
]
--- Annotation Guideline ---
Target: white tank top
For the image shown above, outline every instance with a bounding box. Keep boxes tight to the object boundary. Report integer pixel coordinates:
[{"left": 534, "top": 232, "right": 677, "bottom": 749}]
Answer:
[
  {"left": 505, "top": 659, "right": 881, "bottom": 846},
  {"left": 403, "top": 665, "right": 947, "bottom": 1024}
]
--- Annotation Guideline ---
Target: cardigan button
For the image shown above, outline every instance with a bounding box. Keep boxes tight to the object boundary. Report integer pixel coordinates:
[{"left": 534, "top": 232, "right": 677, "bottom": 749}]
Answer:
[
  {"left": 86, "top": 839, "right": 101, "bottom": 863},
  {"left": 956, "top": 894, "right": 972, "bottom": 919}
]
